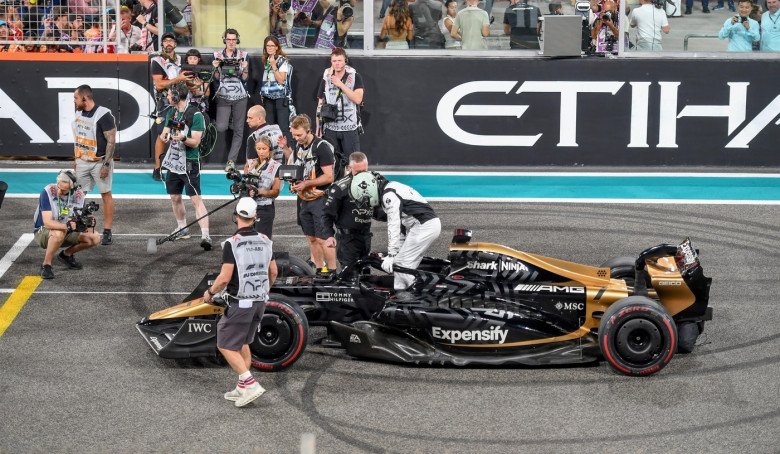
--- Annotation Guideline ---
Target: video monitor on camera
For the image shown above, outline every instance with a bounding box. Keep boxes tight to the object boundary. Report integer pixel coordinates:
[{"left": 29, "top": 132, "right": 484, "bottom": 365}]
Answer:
[
  {"left": 278, "top": 165, "right": 304, "bottom": 181},
  {"left": 181, "top": 64, "right": 214, "bottom": 80}
]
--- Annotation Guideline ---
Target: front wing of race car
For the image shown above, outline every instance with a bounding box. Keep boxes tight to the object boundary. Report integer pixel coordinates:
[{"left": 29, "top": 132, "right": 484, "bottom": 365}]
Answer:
[{"left": 329, "top": 321, "right": 601, "bottom": 367}]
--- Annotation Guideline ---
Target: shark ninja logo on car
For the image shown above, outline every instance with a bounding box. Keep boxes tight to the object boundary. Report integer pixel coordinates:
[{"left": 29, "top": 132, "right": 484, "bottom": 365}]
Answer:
[
  {"left": 432, "top": 326, "right": 509, "bottom": 344},
  {"left": 466, "top": 260, "right": 529, "bottom": 273}
]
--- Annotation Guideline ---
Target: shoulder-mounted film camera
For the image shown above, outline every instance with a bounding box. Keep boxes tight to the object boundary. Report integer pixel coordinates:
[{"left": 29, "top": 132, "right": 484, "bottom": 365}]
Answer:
[
  {"left": 220, "top": 58, "right": 243, "bottom": 76},
  {"left": 226, "top": 167, "right": 261, "bottom": 197},
  {"left": 70, "top": 201, "right": 100, "bottom": 233},
  {"left": 167, "top": 117, "right": 186, "bottom": 132}
]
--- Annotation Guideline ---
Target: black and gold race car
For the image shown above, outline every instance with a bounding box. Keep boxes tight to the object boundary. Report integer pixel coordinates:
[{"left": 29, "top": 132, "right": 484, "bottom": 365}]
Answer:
[{"left": 138, "top": 231, "right": 712, "bottom": 376}]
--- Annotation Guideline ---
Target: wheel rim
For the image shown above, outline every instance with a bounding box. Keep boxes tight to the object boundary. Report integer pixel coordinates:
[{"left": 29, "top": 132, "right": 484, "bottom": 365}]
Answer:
[
  {"left": 251, "top": 314, "right": 294, "bottom": 360},
  {"left": 614, "top": 319, "right": 663, "bottom": 365}
]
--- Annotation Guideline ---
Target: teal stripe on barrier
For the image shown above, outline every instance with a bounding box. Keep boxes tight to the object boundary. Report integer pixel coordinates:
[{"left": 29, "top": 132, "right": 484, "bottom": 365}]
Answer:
[{"left": 1, "top": 170, "right": 779, "bottom": 201}]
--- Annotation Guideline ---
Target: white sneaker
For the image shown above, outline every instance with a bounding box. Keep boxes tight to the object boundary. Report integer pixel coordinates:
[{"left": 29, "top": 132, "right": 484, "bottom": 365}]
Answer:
[
  {"left": 235, "top": 382, "right": 266, "bottom": 407},
  {"left": 224, "top": 386, "right": 243, "bottom": 402}
]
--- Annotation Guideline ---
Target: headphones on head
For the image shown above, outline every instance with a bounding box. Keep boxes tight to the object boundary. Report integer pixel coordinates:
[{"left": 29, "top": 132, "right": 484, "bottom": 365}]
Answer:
[
  {"left": 57, "top": 169, "right": 77, "bottom": 194},
  {"left": 169, "top": 82, "right": 189, "bottom": 103},
  {"left": 222, "top": 28, "right": 240, "bottom": 45}
]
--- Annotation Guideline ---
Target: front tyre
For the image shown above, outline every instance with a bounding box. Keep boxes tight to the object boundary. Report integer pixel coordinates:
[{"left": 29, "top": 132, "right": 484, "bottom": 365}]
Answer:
[
  {"left": 599, "top": 296, "right": 677, "bottom": 377},
  {"left": 250, "top": 295, "right": 309, "bottom": 372}
]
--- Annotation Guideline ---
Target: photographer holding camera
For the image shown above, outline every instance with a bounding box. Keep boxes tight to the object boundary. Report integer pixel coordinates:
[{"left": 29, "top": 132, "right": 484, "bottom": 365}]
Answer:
[
  {"left": 282, "top": 114, "right": 337, "bottom": 275},
  {"left": 629, "top": 0, "right": 670, "bottom": 51},
  {"left": 270, "top": 0, "right": 293, "bottom": 47},
  {"left": 718, "top": 0, "right": 760, "bottom": 51},
  {"left": 315, "top": 47, "right": 364, "bottom": 168},
  {"left": 591, "top": 0, "right": 621, "bottom": 54},
  {"left": 243, "top": 135, "right": 281, "bottom": 237},
  {"left": 34, "top": 171, "right": 100, "bottom": 280},
  {"left": 212, "top": 28, "right": 250, "bottom": 170},
  {"left": 160, "top": 82, "right": 212, "bottom": 250}
]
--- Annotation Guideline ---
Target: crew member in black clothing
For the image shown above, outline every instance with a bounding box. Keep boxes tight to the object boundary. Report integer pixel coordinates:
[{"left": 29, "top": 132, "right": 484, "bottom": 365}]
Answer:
[{"left": 323, "top": 152, "right": 384, "bottom": 276}]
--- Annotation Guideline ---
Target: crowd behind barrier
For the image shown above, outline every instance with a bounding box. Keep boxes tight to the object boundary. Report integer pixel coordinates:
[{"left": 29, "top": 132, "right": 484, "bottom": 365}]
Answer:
[{"left": 0, "top": 0, "right": 778, "bottom": 53}]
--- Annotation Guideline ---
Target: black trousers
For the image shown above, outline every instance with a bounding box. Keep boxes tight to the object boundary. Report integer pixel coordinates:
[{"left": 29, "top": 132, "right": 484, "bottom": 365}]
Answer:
[{"left": 336, "top": 231, "right": 371, "bottom": 276}]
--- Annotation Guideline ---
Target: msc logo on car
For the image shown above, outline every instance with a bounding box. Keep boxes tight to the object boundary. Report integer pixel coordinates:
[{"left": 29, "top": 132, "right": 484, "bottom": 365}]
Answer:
[
  {"left": 555, "top": 302, "right": 585, "bottom": 311},
  {"left": 514, "top": 284, "right": 585, "bottom": 293},
  {"left": 432, "top": 326, "right": 509, "bottom": 344}
]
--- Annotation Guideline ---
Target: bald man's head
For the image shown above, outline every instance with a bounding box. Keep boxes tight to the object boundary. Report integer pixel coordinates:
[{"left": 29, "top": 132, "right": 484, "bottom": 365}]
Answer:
[{"left": 246, "top": 105, "right": 268, "bottom": 129}]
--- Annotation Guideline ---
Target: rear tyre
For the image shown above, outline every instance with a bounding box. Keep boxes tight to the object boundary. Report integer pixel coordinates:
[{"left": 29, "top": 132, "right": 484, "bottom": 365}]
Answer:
[
  {"left": 276, "top": 254, "right": 315, "bottom": 278},
  {"left": 601, "top": 256, "right": 636, "bottom": 289},
  {"left": 250, "top": 295, "right": 309, "bottom": 372},
  {"left": 599, "top": 296, "right": 677, "bottom": 376}
]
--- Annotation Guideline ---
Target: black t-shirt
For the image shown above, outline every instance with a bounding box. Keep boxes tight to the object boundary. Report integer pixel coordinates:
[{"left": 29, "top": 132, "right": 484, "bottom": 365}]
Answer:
[
  {"left": 222, "top": 226, "right": 259, "bottom": 296},
  {"left": 503, "top": 3, "right": 542, "bottom": 49},
  {"left": 295, "top": 136, "right": 334, "bottom": 191},
  {"left": 77, "top": 106, "right": 116, "bottom": 158}
]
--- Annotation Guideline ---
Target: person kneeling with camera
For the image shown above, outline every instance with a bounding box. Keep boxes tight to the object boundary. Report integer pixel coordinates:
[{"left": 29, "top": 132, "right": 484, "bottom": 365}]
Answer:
[{"left": 34, "top": 171, "right": 100, "bottom": 280}]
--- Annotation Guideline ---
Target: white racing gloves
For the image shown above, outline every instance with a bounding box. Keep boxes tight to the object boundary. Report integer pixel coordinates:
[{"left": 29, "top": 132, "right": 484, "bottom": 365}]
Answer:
[{"left": 381, "top": 255, "right": 395, "bottom": 273}]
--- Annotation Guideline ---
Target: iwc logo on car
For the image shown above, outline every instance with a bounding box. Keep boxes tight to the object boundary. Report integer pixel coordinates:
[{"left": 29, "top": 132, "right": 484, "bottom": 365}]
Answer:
[
  {"left": 467, "top": 260, "right": 529, "bottom": 273},
  {"left": 432, "top": 326, "right": 509, "bottom": 344}
]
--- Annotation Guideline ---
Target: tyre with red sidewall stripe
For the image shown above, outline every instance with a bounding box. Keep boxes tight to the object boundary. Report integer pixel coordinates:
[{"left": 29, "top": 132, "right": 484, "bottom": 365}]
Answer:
[
  {"left": 598, "top": 296, "right": 677, "bottom": 377},
  {"left": 250, "top": 295, "right": 308, "bottom": 372}
]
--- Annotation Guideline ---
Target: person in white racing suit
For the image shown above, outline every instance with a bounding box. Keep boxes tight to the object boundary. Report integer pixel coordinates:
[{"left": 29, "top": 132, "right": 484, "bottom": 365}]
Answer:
[{"left": 352, "top": 175, "right": 441, "bottom": 291}]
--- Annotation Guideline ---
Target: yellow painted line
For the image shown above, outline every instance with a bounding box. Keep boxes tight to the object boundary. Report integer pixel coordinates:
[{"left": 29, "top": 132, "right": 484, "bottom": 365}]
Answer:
[{"left": 0, "top": 276, "right": 43, "bottom": 338}]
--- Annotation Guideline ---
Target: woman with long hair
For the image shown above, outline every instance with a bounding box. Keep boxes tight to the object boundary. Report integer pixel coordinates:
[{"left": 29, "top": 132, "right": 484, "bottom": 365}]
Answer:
[
  {"left": 440, "top": 0, "right": 461, "bottom": 49},
  {"left": 379, "top": 0, "right": 413, "bottom": 49},
  {"left": 244, "top": 135, "right": 281, "bottom": 237},
  {"left": 260, "top": 35, "right": 293, "bottom": 142}
]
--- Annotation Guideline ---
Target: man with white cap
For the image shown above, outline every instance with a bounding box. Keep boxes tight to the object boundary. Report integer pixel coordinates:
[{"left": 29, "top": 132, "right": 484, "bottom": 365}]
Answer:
[{"left": 202, "top": 197, "right": 278, "bottom": 407}]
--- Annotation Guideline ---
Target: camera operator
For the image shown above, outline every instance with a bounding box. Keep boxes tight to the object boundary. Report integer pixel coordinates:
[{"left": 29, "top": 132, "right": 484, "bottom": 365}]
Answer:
[
  {"left": 183, "top": 49, "right": 211, "bottom": 112},
  {"left": 503, "top": 0, "right": 542, "bottom": 50},
  {"left": 591, "top": 0, "right": 621, "bottom": 54},
  {"left": 160, "top": 82, "right": 212, "bottom": 250},
  {"left": 72, "top": 85, "right": 117, "bottom": 246},
  {"left": 316, "top": 47, "right": 364, "bottom": 168},
  {"left": 243, "top": 136, "right": 281, "bottom": 237},
  {"left": 270, "top": 0, "right": 293, "bottom": 47},
  {"left": 351, "top": 175, "right": 441, "bottom": 295},
  {"left": 282, "top": 114, "right": 337, "bottom": 274},
  {"left": 323, "top": 152, "right": 385, "bottom": 277},
  {"left": 34, "top": 171, "right": 100, "bottom": 280},
  {"left": 151, "top": 32, "right": 193, "bottom": 181},
  {"left": 718, "top": 0, "right": 760, "bottom": 51},
  {"left": 134, "top": 0, "right": 190, "bottom": 51},
  {"left": 629, "top": 0, "right": 670, "bottom": 51},
  {"left": 202, "top": 197, "right": 278, "bottom": 408},
  {"left": 212, "top": 28, "right": 250, "bottom": 170},
  {"left": 333, "top": 0, "right": 355, "bottom": 48}
]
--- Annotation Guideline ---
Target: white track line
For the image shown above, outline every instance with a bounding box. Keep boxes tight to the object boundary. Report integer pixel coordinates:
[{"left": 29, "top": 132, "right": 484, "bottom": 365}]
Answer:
[{"left": 0, "top": 234, "right": 33, "bottom": 281}]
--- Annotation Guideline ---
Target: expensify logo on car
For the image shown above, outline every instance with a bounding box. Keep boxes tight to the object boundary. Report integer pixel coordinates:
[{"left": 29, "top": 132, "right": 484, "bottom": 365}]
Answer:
[
  {"left": 436, "top": 80, "right": 777, "bottom": 149},
  {"left": 432, "top": 326, "right": 509, "bottom": 344}
]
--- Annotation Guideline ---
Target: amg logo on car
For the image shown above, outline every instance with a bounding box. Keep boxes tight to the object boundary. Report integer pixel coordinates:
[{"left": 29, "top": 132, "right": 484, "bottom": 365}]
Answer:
[
  {"left": 467, "top": 260, "right": 529, "bottom": 273},
  {"left": 514, "top": 284, "right": 586, "bottom": 293},
  {"left": 432, "top": 326, "right": 509, "bottom": 344}
]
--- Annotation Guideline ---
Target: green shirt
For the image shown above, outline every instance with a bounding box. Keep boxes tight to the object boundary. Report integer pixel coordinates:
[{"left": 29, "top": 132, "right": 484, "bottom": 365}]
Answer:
[
  {"left": 164, "top": 107, "right": 205, "bottom": 161},
  {"left": 453, "top": 6, "right": 490, "bottom": 50}
]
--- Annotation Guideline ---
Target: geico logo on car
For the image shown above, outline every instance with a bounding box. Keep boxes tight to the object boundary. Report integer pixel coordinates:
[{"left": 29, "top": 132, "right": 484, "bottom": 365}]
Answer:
[
  {"left": 432, "top": 326, "right": 508, "bottom": 344},
  {"left": 514, "top": 284, "right": 586, "bottom": 293},
  {"left": 188, "top": 322, "right": 212, "bottom": 333},
  {"left": 657, "top": 280, "right": 682, "bottom": 286}
]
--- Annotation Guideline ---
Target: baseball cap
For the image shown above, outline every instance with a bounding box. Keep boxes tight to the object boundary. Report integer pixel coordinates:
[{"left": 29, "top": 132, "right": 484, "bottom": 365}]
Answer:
[
  {"left": 235, "top": 197, "right": 257, "bottom": 218},
  {"left": 161, "top": 32, "right": 177, "bottom": 42}
]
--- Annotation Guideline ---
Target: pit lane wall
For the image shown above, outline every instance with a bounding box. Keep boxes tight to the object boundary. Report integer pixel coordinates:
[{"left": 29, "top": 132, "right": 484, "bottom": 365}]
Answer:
[{"left": 0, "top": 54, "right": 778, "bottom": 167}]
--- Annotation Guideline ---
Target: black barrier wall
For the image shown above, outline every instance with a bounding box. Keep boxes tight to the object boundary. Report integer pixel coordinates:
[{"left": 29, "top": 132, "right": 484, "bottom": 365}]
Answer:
[{"left": 0, "top": 55, "right": 778, "bottom": 166}]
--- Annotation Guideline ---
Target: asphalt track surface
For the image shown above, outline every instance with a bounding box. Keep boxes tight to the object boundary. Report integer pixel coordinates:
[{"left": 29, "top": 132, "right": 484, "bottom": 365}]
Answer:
[{"left": 1, "top": 195, "right": 779, "bottom": 453}]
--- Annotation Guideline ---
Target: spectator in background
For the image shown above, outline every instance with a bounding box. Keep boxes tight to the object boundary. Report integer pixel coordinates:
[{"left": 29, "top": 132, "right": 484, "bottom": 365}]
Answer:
[
  {"left": 504, "top": 0, "right": 542, "bottom": 50},
  {"left": 333, "top": 0, "right": 355, "bottom": 48},
  {"left": 0, "top": 21, "right": 25, "bottom": 52},
  {"left": 549, "top": 2, "right": 564, "bottom": 14},
  {"left": 19, "top": 0, "right": 44, "bottom": 38},
  {"left": 410, "top": 0, "right": 445, "bottom": 48},
  {"left": 108, "top": 6, "right": 142, "bottom": 53},
  {"left": 685, "top": 0, "right": 710, "bottom": 14},
  {"left": 0, "top": 5, "right": 24, "bottom": 40},
  {"left": 718, "top": 0, "right": 760, "bottom": 51},
  {"left": 135, "top": 0, "right": 160, "bottom": 51},
  {"left": 69, "top": 14, "right": 86, "bottom": 44},
  {"left": 290, "top": 0, "right": 331, "bottom": 48},
  {"left": 761, "top": 0, "right": 780, "bottom": 51},
  {"left": 270, "top": 0, "right": 293, "bottom": 47},
  {"left": 379, "top": 0, "right": 414, "bottom": 49},
  {"left": 713, "top": 0, "right": 736, "bottom": 12},
  {"left": 440, "top": 0, "right": 462, "bottom": 49},
  {"left": 68, "top": 0, "right": 99, "bottom": 17},
  {"left": 451, "top": 0, "right": 490, "bottom": 50},
  {"left": 82, "top": 18, "right": 104, "bottom": 53},
  {"left": 591, "top": 0, "right": 621, "bottom": 53},
  {"left": 42, "top": 7, "right": 76, "bottom": 52},
  {"left": 630, "top": 0, "right": 669, "bottom": 51}
]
